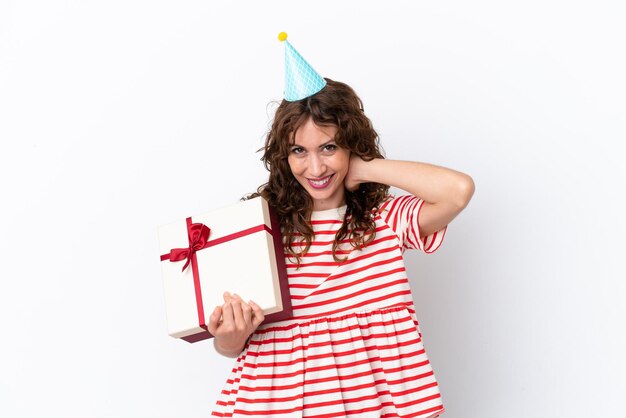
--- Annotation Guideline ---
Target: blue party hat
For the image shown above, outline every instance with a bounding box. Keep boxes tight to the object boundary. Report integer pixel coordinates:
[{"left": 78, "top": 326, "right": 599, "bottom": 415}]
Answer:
[{"left": 278, "top": 32, "right": 326, "bottom": 101}]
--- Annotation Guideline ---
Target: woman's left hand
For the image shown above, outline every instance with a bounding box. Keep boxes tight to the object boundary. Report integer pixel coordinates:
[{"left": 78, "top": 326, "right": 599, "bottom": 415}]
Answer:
[{"left": 344, "top": 154, "right": 369, "bottom": 191}]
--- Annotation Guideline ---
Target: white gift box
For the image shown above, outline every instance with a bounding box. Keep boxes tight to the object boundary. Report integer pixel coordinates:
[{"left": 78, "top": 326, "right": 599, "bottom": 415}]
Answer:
[{"left": 158, "top": 197, "right": 291, "bottom": 343}]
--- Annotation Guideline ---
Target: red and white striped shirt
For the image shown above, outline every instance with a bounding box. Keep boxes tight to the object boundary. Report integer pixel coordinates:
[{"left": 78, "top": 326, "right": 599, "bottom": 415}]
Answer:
[{"left": 212, "top": 195, "right": 447, "bottom": 417}]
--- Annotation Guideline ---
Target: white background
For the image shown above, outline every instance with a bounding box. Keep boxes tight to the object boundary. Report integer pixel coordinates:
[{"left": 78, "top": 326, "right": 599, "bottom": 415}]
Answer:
[{"left": 1, "top": 1, "right": 625, "bottom": 417}]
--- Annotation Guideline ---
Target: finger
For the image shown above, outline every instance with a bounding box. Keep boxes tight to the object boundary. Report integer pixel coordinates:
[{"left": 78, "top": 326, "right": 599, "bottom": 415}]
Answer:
[
  {"left": 231, "top": 293, "right": 251, "bottom": 325},
  {"left": 241, "top": 300, "right": 253, "bottom": 327},
  {"left": 221, "top": 300, "right": 235, "bottom": 326},
  {"left": 249, "top": 300, "right": 265, "bottom": 328},
  {"left": 223, "top": 291, "right": 232, "bottom": 303},
  {"left": 230, "top": 298, "right": 245, "bottom": 329},
  {"left": 207, "top": 305, "right": 222, "bottom": 335}
]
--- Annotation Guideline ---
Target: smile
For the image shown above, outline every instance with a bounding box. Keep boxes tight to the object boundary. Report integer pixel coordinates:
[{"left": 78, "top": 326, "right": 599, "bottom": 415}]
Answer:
[{"left": 307, "top": 174, "right": 334, "bottom": 189}]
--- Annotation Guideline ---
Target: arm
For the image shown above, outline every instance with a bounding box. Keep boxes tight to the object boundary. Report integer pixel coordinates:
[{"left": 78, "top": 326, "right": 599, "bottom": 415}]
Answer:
[
  {"left": 346, "top": 157, "right": 475, "bottom": 238},
  {"left": 208, "top": 292, "right": 265, "bottom": 358}
]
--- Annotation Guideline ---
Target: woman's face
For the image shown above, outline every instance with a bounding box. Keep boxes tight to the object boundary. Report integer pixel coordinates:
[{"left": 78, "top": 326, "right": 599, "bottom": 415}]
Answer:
[{"left": 287, "top": 117, "right": 350, "bottom": 211}]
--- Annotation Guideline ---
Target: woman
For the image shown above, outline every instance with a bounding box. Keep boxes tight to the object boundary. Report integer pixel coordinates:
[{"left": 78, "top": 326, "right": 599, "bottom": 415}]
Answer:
[{"left": 208, "top": 78, "right": 474, "bottom": 417}]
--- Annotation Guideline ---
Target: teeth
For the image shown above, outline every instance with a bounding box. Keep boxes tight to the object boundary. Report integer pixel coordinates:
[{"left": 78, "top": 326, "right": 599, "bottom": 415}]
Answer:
[{"left": 310, "top": 177, "right": 330, "bottom": 186}]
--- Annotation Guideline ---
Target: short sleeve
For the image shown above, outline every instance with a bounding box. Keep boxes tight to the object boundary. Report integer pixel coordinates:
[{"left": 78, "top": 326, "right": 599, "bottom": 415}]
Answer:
[{"left": 377, "top": 194, "right": 447, "bottom": 254}]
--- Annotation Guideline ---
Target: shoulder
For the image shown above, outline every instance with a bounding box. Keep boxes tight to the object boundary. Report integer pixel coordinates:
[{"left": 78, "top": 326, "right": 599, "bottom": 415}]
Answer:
[
  {"left": 372, "top": 194, "right": 395, "bottom": 214},
  {"left": 373, "top": 194, "right": 418, "bottom": 217}
]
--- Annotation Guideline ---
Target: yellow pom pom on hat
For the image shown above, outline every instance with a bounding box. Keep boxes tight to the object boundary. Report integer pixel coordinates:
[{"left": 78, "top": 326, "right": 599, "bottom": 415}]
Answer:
[{"left": 278, "top": 32, "right": 326, "bottom": 101}]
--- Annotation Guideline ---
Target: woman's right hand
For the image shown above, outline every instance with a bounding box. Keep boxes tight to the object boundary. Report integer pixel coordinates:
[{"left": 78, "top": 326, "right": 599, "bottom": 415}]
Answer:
[{"left": 208, "top": 291, "right": 265, "bottom": 358}]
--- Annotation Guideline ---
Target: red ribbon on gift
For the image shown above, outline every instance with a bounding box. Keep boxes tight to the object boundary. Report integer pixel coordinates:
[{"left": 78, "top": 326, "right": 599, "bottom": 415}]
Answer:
[
  {"left": 166, "top": 222, "right": 211, "bottom": 272},
  {"left": 160, "top": 217, "right": 272, "bottom": 329}
]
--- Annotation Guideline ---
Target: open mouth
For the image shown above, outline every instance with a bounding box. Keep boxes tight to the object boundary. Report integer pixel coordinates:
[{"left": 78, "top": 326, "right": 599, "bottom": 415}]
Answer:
[{"left": 307, "top": 174, "right": 334, "bottom": 190}]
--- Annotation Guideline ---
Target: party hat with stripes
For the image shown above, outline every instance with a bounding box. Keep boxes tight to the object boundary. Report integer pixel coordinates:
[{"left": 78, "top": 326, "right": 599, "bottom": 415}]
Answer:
[{"left": 278, "top": 32, "right": 326, "bottom": 101}]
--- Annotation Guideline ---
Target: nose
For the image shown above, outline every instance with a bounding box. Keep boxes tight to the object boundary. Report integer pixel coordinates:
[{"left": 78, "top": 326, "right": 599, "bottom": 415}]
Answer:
[{"left": 308, "top": 153, "right": 326, "bottom": 177}]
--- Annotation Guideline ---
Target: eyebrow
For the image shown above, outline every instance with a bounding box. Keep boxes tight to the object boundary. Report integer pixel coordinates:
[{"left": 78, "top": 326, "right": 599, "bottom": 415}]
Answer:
[{"left": 290, "top": 139, "right": 337, "bottom": 149}]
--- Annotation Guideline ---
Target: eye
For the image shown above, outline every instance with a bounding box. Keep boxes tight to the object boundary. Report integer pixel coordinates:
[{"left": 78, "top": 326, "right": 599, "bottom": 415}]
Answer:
[
  {"left": 322, "top": 144, "right": 338, "bottom": 152},
  {"left": 290, "top": 146, "right": 305, "bottom": 155}
]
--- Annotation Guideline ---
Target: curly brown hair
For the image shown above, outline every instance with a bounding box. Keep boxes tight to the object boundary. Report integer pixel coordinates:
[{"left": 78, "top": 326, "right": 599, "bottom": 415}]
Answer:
[{"left": 249, "top": 78, "right": 390, "bottom": 264}]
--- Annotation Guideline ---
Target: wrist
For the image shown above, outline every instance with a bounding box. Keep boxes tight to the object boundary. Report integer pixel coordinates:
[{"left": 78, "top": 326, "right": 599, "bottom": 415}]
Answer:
[
  {"left": 354, "top": 157, "right": 381, "bottom": 184},
  {"left": 214, "top": 338, "right": 244, "bottom": 358},
  {"left": 349, "top": 156, "right": 367, "bottom": 184}
]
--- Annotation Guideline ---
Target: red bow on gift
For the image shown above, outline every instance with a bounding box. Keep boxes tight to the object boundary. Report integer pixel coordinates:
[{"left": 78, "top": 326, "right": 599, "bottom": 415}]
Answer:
[{"left": 166, "top": 223, "right": 211, "bottom": 271}]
